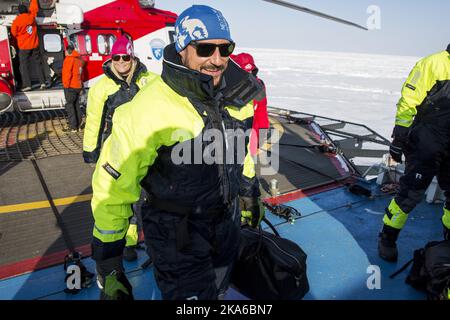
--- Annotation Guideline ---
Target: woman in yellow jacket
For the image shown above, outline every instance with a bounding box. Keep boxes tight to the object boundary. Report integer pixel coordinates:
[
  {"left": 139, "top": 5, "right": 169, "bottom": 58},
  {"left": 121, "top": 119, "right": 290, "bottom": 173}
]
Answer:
[{"left": 83, "top": 36, "right": 157, "bottom": 261}]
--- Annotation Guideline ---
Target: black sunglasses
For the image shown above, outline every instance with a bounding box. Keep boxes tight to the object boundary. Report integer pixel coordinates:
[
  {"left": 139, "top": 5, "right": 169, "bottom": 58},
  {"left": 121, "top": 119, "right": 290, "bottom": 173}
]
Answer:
[
  {"left": 190, "top": 41, "right": 235, "bottom": 58},
  {"left": 112, "top": 54, "right": 131, "bottom": 62}
]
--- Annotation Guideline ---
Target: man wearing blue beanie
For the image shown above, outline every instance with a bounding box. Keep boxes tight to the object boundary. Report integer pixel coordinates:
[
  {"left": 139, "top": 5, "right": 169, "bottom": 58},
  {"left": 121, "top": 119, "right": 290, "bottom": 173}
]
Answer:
[
  {"left": 174, "top": 5, "right": 235, "bottom": 87},
  {"left": 90, "top": 5, "right": 265, "bottom": 300}
]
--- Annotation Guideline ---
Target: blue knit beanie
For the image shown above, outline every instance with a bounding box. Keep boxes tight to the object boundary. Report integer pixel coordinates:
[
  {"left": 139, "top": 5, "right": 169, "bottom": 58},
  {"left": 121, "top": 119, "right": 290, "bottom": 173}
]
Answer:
[{"left": 174, "top": 5, "right": 233, "bottom": 53}]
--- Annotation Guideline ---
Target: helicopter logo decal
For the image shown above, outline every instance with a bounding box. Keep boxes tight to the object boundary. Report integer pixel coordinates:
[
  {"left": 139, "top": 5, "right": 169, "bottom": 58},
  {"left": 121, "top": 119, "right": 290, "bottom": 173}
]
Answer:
[{"left": 150, "top": 38, "right": 165, "bottom": 61}]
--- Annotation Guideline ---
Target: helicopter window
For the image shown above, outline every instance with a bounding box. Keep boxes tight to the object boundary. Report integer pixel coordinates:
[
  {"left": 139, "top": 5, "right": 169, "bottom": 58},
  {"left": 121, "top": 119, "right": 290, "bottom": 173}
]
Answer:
[
  {"left": 97, "top": 34, "right": 110, "bottom": 55},
  {"left": 97, "top": 35, "right": 107, "bottom": 55},
  {"left": 98, "top": 34, "right": 116, "bottom": 55},
  {"left": 43, "top": 34, "right": 62, "bottom": 53},
  {"left": 107, "top": 35, "right": 116, "bottom": 53},
  {"left": 68, "top": 34, "right": 92, "bottom": 55},
  {"left": 85, "top": 35, "right": 92, "bottom": 54}
]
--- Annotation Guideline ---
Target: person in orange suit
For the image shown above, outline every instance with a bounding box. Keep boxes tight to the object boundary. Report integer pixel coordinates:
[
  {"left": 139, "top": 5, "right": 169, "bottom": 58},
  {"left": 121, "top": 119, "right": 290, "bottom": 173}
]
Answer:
[
  {"left": 62, "top": 44, "right": 84, "bottom": 132},
  {"left": 11, "top": 0, "right": 48, "bottom": 91}
]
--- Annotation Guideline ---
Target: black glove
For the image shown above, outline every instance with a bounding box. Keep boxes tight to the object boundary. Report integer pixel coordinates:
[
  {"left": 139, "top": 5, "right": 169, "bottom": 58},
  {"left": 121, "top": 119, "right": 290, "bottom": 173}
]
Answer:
[
  {"left": 240, "top": 196, "right": 265, "bottom": 228},
  {"left": 82, "top": 150, "right": 99, "bottom": 164},
  {"left": 96, "top": 255, "right": 133, "bottom": 300},
  {"left": 389, "top": 125, "right": 410, "bottom": 164},
  {"left": 389, "top": 140, "right": 404, "bottom": 163}
]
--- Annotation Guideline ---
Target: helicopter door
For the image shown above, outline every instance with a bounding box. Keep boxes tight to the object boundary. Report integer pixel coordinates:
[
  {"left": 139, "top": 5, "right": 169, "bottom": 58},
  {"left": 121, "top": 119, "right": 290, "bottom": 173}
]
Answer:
[{"left": 39, "top": 28, "right": 64, "bottom": 88}]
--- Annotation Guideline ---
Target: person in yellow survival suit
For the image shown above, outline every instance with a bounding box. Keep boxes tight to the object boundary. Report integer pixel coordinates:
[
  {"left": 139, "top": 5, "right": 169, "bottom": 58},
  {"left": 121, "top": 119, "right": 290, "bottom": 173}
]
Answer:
[
  {"left": 90, "top": 5, "right": 265, "bottom": 300},
  {"left": 378, "top": 44, "right": 450, "bottom": 262},
  {"left": 83, "top": 35, "right": 157, "bottom": 262}
]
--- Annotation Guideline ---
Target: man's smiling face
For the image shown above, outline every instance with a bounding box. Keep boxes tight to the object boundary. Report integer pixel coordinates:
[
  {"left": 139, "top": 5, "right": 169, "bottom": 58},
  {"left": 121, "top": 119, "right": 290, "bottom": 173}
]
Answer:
[{"left": 179, "top": 39, "right": 233, "bottom": 87}]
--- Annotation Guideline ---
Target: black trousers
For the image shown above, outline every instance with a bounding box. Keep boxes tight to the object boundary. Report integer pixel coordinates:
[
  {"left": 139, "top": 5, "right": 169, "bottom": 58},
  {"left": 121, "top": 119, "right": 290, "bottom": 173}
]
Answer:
[
  {"left": 18, "top": 48, "right": 46, "bottom": 88},
  {"left": 395, "top": 108, "right": 450, "bottom": 213},
  {"left": 142, "top": 198, "right": 241, "bottom": 300},
  {"left": 64, "top": 88, "right": 82, "bottom": 130}
]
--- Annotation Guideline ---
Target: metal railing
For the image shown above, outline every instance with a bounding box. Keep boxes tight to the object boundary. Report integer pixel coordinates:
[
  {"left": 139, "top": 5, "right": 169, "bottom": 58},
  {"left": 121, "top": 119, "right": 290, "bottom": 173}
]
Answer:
[{"left": 268, "top": 106, "right": 390, "bottom": 176}]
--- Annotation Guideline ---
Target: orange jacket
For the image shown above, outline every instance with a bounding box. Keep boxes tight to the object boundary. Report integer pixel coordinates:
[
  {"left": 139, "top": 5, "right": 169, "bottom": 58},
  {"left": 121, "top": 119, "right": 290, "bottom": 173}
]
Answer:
[
  {"left": 62, "top": 50, "right": 84, "bottom": 89},
  {"left": 11, "top": 0, "right": 39, "bottom": 50}
]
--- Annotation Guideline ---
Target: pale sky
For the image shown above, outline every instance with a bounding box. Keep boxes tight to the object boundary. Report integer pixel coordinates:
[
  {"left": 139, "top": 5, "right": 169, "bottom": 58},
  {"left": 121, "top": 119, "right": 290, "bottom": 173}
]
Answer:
[{"left": 161, "top": 0, "right": 450, "bottom": 58}]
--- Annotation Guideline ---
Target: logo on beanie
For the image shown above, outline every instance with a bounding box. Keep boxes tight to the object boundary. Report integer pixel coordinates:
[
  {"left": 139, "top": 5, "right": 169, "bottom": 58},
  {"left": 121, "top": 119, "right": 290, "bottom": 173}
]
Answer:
[
  {"left": 150, "top": 38, "right": 166, "bottom": 61},
  {"left": 126, "top": 42, "right": 134, "bottom": 56},
  {"left": 212, "top": 8, "right": 229, "bottom": 31},
  {"left": 176, "top": 16, "right": 209, "bottom": 51}
]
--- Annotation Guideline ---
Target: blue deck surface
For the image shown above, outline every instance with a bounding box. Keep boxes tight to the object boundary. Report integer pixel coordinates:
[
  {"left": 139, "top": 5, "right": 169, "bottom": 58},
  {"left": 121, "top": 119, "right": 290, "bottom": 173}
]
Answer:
[{"left": 0, "top": 182, "right": 445, "bottom": 300}]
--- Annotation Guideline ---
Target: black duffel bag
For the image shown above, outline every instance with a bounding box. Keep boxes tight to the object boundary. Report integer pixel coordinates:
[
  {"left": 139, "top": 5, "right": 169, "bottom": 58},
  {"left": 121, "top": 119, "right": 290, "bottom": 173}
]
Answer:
[
  {"left": 390, "top": 240, "right": 450, "bottom": 300},
  {"left": 231, "top": 218, "right": 309, "bottom": 300}
]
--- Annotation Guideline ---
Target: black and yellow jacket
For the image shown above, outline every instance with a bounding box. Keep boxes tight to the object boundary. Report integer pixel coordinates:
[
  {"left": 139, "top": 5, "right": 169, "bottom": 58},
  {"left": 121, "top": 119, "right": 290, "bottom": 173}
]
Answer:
[
  {"left": 82, "top": 59, "right": 157, "bottom": 163},
  {"left": 395, "top": 45, "right": 450, "bottom": 128},
  {"left": 91, "top": 43, "right": 263, "bottom": 260}
]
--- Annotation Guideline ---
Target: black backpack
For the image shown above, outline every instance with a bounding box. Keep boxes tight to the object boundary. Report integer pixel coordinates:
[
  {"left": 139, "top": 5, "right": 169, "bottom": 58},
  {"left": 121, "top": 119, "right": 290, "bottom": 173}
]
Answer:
[
  {"left": 231, "top": 218, "right": 309, "bottom": 300},
  {"left": 391, "top": 240, "right": 450, "bottom": 300}
]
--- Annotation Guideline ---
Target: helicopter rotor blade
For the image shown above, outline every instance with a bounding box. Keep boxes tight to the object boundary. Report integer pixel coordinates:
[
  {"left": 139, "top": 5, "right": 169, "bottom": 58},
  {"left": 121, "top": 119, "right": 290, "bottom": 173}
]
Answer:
[{"left": 262, "top": 0, "right": 368, "bottom": 31}]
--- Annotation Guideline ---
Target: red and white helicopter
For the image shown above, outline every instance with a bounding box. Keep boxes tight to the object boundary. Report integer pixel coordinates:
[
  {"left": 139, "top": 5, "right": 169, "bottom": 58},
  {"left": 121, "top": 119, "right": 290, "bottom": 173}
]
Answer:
[{"left": 0, "top": 0, "right": 366, "bottom": 114}]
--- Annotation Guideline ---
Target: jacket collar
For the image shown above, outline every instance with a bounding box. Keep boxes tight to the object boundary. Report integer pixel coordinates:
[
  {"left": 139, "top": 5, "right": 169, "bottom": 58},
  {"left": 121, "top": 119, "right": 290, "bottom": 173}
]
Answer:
[
  {"left": 102, "top": 58, "right": 147, "bottom": 85},
  {"left": 161, "top": 43, "right": 263, "bottom": 107}
]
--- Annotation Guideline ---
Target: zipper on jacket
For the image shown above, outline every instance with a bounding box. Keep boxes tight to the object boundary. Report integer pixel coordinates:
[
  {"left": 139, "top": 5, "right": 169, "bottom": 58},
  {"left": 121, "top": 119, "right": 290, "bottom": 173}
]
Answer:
[
  {"left": 218, "top": 107, "right": 231, "bottom": 207},
  {"left": 203, "top": 101, "right": 231, "bottom": 207}
]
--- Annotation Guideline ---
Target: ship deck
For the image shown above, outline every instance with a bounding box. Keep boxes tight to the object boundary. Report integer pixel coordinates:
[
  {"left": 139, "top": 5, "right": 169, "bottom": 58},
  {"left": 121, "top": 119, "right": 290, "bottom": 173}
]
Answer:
[
  {"left": 0, "top": 110, "right": 443, "bottom": 300},
  {"left": 0, "top": 182, "right": 443, "bottom": 300}
]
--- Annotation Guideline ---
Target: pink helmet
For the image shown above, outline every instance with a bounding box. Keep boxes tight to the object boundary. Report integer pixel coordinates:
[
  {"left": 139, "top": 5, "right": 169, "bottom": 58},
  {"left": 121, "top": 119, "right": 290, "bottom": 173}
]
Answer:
[{"left": 111, "top": 36, "right": 134, "bottom": 57}]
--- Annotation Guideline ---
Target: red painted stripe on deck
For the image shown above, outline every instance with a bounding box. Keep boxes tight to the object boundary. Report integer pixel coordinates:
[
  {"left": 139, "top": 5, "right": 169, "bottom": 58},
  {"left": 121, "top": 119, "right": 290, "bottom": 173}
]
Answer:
[
  {"left": 265, "top": 179, "right": 354, "bottom": 205},
  {"left": 0, "top": 231, "right": 145, "bottom": 280}
]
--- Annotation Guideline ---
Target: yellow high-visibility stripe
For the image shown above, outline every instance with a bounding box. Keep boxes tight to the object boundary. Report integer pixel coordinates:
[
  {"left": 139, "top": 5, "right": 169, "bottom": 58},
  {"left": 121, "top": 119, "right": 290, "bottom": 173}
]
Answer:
[{"left": 0, "top": 194, "right": 93, "bottom": 214}]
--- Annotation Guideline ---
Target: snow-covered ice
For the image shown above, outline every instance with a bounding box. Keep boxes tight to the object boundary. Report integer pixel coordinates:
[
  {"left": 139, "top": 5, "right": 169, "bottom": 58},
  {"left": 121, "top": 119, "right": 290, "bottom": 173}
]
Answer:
[{"left": 240, "top": 48, "right": 421, "bottom": 140}]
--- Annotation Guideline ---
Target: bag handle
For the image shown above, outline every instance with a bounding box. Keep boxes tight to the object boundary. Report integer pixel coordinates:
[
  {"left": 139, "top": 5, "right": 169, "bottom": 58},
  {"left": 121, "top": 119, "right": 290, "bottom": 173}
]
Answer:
[
  {"left": 253, "top": 218, "right": 281, "bottom": 252},
  {"left": 261, "top": 217, "right": 280, "bottom": 237},
  {"left": 389, "top": 258, "right": 414, "bottom": 279}
]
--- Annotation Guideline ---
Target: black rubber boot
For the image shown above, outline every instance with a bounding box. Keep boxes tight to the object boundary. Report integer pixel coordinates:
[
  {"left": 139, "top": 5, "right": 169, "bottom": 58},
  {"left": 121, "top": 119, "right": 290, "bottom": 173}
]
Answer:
[
  {"left": 444, "top": 227, "right": 450, "bottom": 241},
  {"left": 378, "top": 225, "right": 400, "bottom": 262},
  {"left": 123, "top": 246, "right": 138, "bottom": 262}
]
